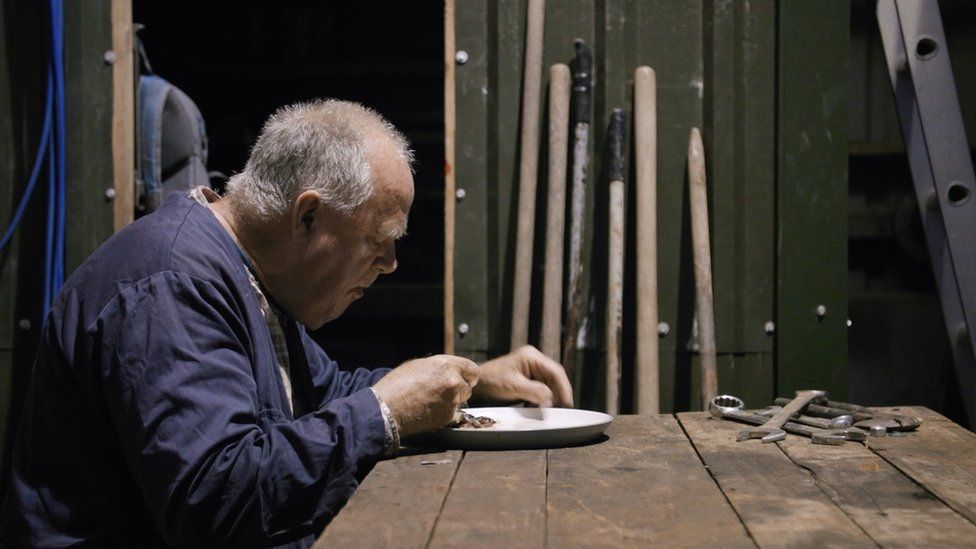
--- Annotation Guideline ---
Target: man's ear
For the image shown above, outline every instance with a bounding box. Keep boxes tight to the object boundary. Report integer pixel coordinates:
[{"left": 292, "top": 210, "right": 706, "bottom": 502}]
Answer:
[{"left": 293, "top": 190, "right": 321, "bottom": 234}]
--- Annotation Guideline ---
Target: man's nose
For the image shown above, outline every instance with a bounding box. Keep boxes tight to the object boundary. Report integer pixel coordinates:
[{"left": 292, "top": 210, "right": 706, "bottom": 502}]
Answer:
[{"left": 376, "top": 240, "right": 397, "bottom": 274}]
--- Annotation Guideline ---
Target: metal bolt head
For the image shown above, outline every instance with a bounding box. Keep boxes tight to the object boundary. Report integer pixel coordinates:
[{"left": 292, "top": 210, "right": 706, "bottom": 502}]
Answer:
[
  {"left": 657, "top": 322, "right": 670, "bottom": 337},
  {"left": 103, "top": 50, "right": 116, "bottom": 65},
  {"left": 17, "top": 318, "right": 31, "bottom": 331},
  {"left": 764, "top": 321, "right": 775, "bottom": 335},
  {"left": 104, "top": 188, "right": 117, "bottom": 201},
  {"left": 816, "top": 305, "right": 827, "bottom": 319},
  {"left": 457, "top": 322, "right": 470, "bottom": 336},
  {"left": 455, "top": 50, "right": 469, "bottom": 65},
  {"left": 847, "top": 319, "right": 853, "bottom": 328},
  {"left": 455, "top": 188, "right": 466, "bottom": 201}
]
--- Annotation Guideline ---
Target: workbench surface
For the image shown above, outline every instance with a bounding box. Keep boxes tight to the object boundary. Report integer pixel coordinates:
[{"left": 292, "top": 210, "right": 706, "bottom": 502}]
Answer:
[{"left": 315, "top": 407, "right": 976, "bottom": 547}]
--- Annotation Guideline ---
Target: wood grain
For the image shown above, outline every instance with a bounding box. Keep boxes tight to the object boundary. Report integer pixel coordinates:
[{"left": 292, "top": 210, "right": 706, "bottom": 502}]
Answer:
[
  {"left": 687, "top": 128, "right": 717, "bottom": 407},
  {"left": 314, "top": 451, "right": 462, "bottom": 548},
  {"left": 510, "top": 0, "right": 545, "bottom": 349},
  {"left": 634, "top": 66, "right": 659, "bottom": 414},
  {"left": 111, "top": 0, "right": 134, "bottom": 232},
  {"left": 678, "top": 412, "right": 874, "bottom": 547},
  {"left": 429, "top": 451, "right": 546, "bottom": 548},
  {"left": 778, "top": 422, "right": 976, "bottom": 546},
  {"left": 868, "top": 406, "right": 976, "bottom": 527},
  {"left": 443, "top": 0, "right": 456, "bottom": 354},
  {"left": 547, "top": 415, "right": 752, "bottom": 547},
  {"left": 540, "top": 64, "right": 570, "bottom": 360}
]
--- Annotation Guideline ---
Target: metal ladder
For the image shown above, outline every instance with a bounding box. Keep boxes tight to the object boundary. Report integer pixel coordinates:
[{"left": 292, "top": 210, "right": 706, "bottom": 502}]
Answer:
[{"left": 877, "top": 0, "right": 976, "bottom": 427}]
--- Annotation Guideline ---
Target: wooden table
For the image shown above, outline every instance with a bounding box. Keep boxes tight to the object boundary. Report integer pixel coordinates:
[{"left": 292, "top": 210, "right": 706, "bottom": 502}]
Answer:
[{"left": 315, "top": 407, "right": 976, "bottom": 547}]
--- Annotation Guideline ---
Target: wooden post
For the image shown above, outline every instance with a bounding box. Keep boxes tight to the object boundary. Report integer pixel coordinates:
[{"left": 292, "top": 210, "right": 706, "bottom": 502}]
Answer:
[
  {"left": 688, "top": 127, "right": 718, "bottom": 408},
  {"left": 444, "top": 0, "right": 457, "bottom": 354},
  {"left": 510, "top": 0, "right": 545, "bottom": 350},
  {"left": 634, "top": 66, "right": 659, "bottom": 414},
  {"left": 540, "top": 64, "right": 570, "bottom": 360},
  {"left": 605, "top": 109, "right": 626, "bottom": 415},
  {"left": 111, "top": 0, "right": 134, "bottom": 232}
]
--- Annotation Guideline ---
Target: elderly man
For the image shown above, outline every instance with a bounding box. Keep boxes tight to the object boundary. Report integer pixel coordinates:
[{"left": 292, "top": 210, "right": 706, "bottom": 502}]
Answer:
[{"left": 0, "top": 100, "right": 572, "bottom": 547}]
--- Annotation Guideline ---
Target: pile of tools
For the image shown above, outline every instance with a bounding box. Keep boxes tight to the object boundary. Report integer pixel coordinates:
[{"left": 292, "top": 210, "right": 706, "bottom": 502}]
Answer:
[
  {"left": 506, "top": 0, "right": 719, "bottom": 416},
  {"left": 709, "top": 391, "right": 923, "bottom": 445}
]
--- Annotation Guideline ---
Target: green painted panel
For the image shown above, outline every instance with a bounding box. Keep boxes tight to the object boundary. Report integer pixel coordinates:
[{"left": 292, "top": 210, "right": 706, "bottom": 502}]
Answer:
[
  {"left": 64, "top": 0, "right": 115, "bottom": 273},
  {"left": 776, "top": 0, "right": 849, "bottom": 399},
  {"left": 704, "top": 0, "right": 776, "bottom": 355}
]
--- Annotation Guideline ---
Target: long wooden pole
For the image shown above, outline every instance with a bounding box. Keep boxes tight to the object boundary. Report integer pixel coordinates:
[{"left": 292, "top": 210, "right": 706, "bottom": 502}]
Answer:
[
  {"left": 634, "top": 67, "right": 659, "bottom": 414},
  {"left": 111, "top": 0, "right": 134, "bottom": 232},
  {"left": 444, "top": 0, "right": 457, "bottom": 354},
  {"left": 688, "top": 127, "right": 718, "bottom": 408},
  {"left": 540, "top": 64, "right": 570, "bottom": 360},
  {"left": 605, "top": 109, "right": 626, "bottom": 415},
  {"left": 561, "top": 39, "right": 592, "bottom": 378},
  {"left": 510, "top": 0, "right": 545, "bottom": 350}
]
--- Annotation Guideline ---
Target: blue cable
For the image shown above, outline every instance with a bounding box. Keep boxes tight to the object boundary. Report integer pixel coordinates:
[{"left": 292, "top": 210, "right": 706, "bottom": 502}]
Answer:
[
  {"left": 0, "top": 73, "right": 53, "bottom": 252},
  {"left": 51, "top": 0, "right": 66, "bottom": 299},
  {"left": 44, "top": 110, "right": 56, "bottom": 315}
]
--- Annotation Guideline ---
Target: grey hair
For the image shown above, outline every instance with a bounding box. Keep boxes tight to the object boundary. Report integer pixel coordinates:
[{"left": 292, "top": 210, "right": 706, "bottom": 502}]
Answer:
[{"left": 225, "top": 99, "right": 413, "bottom": 221}]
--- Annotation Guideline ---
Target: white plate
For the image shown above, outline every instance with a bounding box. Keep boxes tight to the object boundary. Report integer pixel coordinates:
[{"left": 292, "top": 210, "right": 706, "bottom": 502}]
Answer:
[{"left": 409, "top": 407, "right": 613, "bottom": 450}]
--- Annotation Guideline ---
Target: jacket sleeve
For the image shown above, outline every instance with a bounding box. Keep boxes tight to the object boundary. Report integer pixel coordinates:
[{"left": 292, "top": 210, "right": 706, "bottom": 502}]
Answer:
[
  {"left": 95, "top": 271, "right": 386, "bottom": 547},
  {"left": 302, "top": 332, "right": 390, "bottom": 406}
]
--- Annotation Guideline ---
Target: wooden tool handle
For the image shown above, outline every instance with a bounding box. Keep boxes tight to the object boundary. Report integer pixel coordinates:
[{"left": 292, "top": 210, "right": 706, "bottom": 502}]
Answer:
[
  {"left": 606, "top": 109, "right": 626, "bottom": 415},
  {"left": 688, "top": 127, "right": 718, "bottom": 408},
  {"left": 541, "top": 64, "right": 570, "bottom": 359},
  {"left": 510, "top": 0, "right": 546, "bottom": 350},
  {"left": 634, "top": 66, "right": 658, "bottom": 414}
]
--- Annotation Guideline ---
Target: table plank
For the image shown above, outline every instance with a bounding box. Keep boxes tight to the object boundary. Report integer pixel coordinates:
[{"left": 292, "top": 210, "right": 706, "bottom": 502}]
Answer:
[
  {"left": 677, "top": 412, "right": 874, "bottom": 548},
  {"left": 429, "top": 450, "right": 546, "bottom": 547},
  {"left": 777, "top": 425, "right": 976, "bottom": 546},
  {"left": 314, "top": 451, "right": 462, "bottom": 548},
  {"left": 868, "top": 406, "right": 976, "bottom": 527},
  {"left": 546, "top": 415, "right": 753, "bottom": 548}
]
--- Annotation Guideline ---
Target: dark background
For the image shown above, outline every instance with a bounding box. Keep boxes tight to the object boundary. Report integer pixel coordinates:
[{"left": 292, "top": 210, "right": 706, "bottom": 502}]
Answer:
[{"left": 133, "top": 1, "right": 447, "bottom": 370}]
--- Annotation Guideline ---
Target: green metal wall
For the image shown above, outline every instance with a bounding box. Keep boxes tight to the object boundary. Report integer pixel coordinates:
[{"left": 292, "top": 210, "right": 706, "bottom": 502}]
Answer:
[{"left": 452, "top": 0, "right": 848, "bottom": 411}]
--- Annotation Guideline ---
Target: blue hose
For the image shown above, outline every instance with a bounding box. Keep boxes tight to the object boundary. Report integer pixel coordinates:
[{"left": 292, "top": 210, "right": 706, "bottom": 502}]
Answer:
[
  {"left": 0, "top": 73, "right": 52, "bottom": 252},
  {"left": 2, "top": 0, "right": 68, "bottom": 316}
]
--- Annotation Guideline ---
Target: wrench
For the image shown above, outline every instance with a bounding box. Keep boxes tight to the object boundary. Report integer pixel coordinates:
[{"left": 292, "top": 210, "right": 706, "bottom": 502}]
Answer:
[
  {"left": 736, "top": 390, "right": 826, "bottom": 443},
  {"left": 709, "top": 396, "right": 865, "bottom": 445},
  {"left": 756, "top": 405, "right": 853, "bottom": 430},
  {"left": 773, "top": 397, "right": 922, "bottom": 431}
]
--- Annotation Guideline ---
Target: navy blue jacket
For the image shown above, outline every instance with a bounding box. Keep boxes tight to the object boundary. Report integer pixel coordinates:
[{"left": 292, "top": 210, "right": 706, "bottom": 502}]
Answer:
[{"left": 0, "top": 193, "right": 390, "bottom": 547}]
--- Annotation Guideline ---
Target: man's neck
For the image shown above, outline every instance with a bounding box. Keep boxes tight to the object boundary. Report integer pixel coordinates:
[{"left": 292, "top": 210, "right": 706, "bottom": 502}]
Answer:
[{"left": 209, "top": 198, "right": 277, "bottom": 288}]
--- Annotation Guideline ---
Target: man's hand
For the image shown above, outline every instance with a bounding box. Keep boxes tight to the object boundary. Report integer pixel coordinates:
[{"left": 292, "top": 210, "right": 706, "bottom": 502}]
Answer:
[
  {"left": 472, "top": 345, "right": 574, "bottom": 408},
  {"left": 372, "top": 355, "right": 479, "bottom": 437}
]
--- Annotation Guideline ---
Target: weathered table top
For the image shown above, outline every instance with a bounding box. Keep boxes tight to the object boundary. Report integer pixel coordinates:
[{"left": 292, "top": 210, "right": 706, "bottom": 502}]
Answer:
[{"left": 315, "top": 406, "right": 976, "bottom": 547}]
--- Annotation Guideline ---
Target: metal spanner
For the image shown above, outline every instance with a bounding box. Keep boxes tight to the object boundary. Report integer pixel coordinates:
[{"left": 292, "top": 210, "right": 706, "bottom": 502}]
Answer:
[
  {"left": 735, "top": 390, "right": 826, "bottom": 443},
  {"left": 709, "top": 396, "right": 866, "bottom": 445},
  {"left": 756, "top": 405, "right": 854, "bottom": 430},
  {"left": 773, "top": 397, "right": 923, "bottom": 432}
]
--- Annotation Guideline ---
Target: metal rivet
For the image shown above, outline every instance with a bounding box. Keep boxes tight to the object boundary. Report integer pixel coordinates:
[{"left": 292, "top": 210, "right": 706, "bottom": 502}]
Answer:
[
  {"left": 458, "top": 322, "right": 470, "bottom": 336},
  {"left": 764, "top": 321, "right": 775, "bottom": 335},
  {"left": 847, "top": 319, "right": 853, "bottom": 328},
  {"left": 103, "top": 50, "right": 116, "bottom": 65},
  {"left": 104, "top": 188, "right": 117, "bottom": 201},
  {"left": 455, "top": 50, "right": 469, "bottom": 65},
  {"left": 455, "top": 188, "right": 466, "bottom": 201},
  {"left": 816, "top": 305, "right": 827, "bottom": 319},
  {"left": 657, "top": 322, "right": 670, "bottom": 337},
  {"left": 17, "top": 318, "right": 31, "bottom": 331}
]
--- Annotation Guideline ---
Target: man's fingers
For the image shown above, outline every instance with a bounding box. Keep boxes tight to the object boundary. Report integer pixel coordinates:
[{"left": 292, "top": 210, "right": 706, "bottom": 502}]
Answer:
[
  {"left": 521, "top": 347, "right": 574, "bottom": 407},
  {"left": 456, "top": 358, "right": 480, "bottom": 387},
  {"left": 519, "top": 380, "right": 554, "bottom": 407}
]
